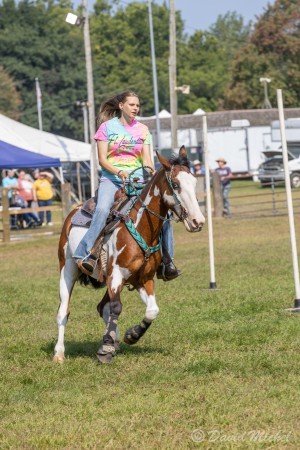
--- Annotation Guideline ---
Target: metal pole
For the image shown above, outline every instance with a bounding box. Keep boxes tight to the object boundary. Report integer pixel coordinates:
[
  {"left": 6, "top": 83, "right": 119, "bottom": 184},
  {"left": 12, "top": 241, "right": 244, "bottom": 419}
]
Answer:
[
  {"left": 244, "top": 127, "right": 250, "bottom": 172},
  {"left": 82, "top": 103, "right": 89, "bottom": 143},
  {"left": 148, "top": 0, "right": 161, "bottom": 151},
  {"left": 82, "top": 0, "right": 98, "bottom": 196},
  {"left": 169, "top": 0, "right": 178, "bottom": 149},
  {"left": 277, "top": 89, "right": 300, "bottom": 311},
  {"left": 79, "top": 102, "right": 89, "bottom": 202},
  {"left": 35, "top": 78, "right": 43, "bottom": 131},
  {"left": 203, "top": 115, "right": 217, "bottom": 289},
  {"left": 263, "top": 81, "right": 272, "bottom": 109}
]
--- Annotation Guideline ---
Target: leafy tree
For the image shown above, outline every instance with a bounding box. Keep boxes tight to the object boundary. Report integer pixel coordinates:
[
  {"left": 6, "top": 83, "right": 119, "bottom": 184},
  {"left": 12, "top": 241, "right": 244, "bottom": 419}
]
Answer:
[
  {"left": 177, "top": 31, "right": 227, "bottom": 113},
  {"left": 224, "top": 0, "right": 300, "bottom": 109},
  {"left": 91, "top": 0, "right": 172, "bottom": 117},
  {"left": 209, "top": 12, "right": 252, "bottom": 60},
  {"left": 1, "top": 0, "right": 299, "bottom": 141},
  {"left": 176, "top": 12, "right": 251, "bottom": 113},
  {"left": 0, "top": 0, "right": 87, "bottom": 139},
  {"left": 0, "top": 66, "right": 21, "bottom": 119}
]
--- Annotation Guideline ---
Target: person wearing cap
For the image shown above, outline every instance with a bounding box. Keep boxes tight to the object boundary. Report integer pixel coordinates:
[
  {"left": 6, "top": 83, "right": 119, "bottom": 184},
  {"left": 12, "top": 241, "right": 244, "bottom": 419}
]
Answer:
[
  {"left": 32, "top": 169, "right": 54, "bottom": 226},
  {"left": 215, "top": 157, "right": 233, "bottom": 217},
  {"left": 191, "top": 159, "right": 205, "bottom": 176}
]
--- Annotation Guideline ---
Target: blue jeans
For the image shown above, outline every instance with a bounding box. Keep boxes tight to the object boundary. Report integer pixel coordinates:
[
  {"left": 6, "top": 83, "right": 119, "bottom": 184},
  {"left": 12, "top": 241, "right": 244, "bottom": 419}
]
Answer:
[
  {"left": 74, "top": 179, "right": 121, "bottom": 259},
  {"left": 23, "top": 200, "right": 39, "bottom": 224},
  {"left": 222, "top": 184, "right": 231, "bottom": 216},
  {"left": 74, "top": 178, "right": 175, "bottom": 261},
  {"left": 162, "top": 214, "right": 174, "bottom": 259},
  {"left": 38, "top": 199, "right": 53, "bottom": 224}
]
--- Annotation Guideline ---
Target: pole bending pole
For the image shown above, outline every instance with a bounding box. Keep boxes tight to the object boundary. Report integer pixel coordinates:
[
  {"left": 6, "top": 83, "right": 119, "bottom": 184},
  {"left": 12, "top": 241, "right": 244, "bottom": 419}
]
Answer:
[
  {"left": 82, "top": 0, "right": 98, "bottom": 196},
  {"left": 203, "top": 115, "right": 217, "bottom": 289},
  {"left": 148, "top": 0, "right": 161, "bottom": 151},
  {"left": 277, "top": 89, "right": 300, "bottom": 311}
]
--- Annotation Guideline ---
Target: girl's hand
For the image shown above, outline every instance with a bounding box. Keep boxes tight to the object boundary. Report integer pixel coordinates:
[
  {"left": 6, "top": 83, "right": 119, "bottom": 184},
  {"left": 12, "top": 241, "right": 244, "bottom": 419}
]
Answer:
[
  {"left": 146, "top": 167, "right": 156, "bottom": 176},
  {"left": 117, "top": 170, "right": 130, "bottom": 182}
]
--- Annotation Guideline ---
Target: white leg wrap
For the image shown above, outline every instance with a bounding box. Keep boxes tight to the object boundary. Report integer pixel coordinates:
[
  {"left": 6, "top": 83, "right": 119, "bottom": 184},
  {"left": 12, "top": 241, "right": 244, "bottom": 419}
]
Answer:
[{"left": 138, "top": 288, "right": 159, "bottom": 322}]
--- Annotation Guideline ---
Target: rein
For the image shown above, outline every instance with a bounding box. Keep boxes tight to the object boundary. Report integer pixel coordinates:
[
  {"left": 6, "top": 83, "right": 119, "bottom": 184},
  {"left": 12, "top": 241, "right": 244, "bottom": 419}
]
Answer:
[
  {"left": 121, "top": 165, "right": 185, "bottom": 260},
  {"left": 126, "top": 165, "right": 185, "bottom": 223}
]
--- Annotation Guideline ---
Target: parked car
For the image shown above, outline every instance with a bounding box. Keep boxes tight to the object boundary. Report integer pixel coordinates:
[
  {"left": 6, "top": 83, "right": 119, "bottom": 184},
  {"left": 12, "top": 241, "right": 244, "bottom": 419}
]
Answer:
[{"left": 257, "top": 144, "right": 300, "bottom": 188}]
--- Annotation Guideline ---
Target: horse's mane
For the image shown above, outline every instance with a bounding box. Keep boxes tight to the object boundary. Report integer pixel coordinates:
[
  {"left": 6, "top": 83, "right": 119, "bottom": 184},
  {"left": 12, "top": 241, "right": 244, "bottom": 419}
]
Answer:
[{"left": 170, "top": 154, "right": 191, "bottom": 169}]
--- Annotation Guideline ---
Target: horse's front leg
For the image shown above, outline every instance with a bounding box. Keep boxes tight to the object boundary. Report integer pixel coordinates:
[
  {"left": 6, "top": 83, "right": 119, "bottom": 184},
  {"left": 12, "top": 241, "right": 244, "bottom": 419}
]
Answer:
[
  {"left": 124, "top": 279, "right": 159, "bottom": 345},
  {"left": 97, "top": 289, "right": 120, "bottom": 352},
  {"left": 97, "top": 280, "right": 123, "bottom": 364}
]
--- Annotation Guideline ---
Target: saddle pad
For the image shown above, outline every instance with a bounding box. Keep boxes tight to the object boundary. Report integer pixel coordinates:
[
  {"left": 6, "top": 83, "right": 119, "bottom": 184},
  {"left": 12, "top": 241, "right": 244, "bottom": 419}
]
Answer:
[
  {"left": 71, "top": 195, "right": 136, "bottom": 229},
  {"left": 71, "top": 208, "right": 93, "bottom": 228}
]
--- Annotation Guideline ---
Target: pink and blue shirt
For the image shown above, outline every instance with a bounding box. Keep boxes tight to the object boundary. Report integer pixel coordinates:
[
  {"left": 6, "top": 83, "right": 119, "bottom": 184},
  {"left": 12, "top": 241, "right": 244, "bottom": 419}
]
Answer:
[{"left": 94, "top": 117, "right": 152, "bottom": 182}]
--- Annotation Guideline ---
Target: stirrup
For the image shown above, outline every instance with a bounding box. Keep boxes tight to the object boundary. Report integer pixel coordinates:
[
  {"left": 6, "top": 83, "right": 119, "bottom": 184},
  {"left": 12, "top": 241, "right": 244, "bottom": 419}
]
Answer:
[
  {"left": 156, "top": 261, "right": 182, "bottom": 282},
  {"left": 77, "top": 255, "right": 97, "bottom": 275}
]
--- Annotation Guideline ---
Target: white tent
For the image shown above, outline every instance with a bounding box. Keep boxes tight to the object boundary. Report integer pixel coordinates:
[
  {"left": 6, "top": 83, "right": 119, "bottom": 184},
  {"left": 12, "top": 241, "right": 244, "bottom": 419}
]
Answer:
[
  {"left": 0, "top": 114, "right": 91, "bottom": 162},
  {"left": 143, "top": 109, "right": 172, "bottom": 119},
  {"left": 193, "top": 108, "right": 205, "bottom": 115}
]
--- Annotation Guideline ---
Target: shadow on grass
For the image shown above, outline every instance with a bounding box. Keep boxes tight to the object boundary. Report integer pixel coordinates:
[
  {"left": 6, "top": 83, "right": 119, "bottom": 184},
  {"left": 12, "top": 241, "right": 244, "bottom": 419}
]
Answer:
[{"left": 42, "top": 340, "right": 166, "bottom": 359}]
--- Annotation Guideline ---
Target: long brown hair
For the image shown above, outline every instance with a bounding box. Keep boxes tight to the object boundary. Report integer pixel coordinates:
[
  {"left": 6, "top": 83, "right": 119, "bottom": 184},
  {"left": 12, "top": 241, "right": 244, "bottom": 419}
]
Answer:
[{"left": 97, "top": 90, "right": 139, "bottom": 126}]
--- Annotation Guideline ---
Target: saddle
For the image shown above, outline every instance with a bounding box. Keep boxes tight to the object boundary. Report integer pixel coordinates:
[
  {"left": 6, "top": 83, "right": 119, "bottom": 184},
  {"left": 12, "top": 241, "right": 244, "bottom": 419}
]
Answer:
[
  {"left": 71, "top": 183, "right": 143, "bottom": 281},
  {"left": 71, "top": 186, "right": 131, "bottom": 231}
]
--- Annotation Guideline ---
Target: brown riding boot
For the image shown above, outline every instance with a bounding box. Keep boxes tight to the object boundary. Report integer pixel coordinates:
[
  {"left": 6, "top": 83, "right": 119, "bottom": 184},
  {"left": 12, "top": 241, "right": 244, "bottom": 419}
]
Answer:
[{"left": 77, "top": 255, "right": 97, "bottom": 275}]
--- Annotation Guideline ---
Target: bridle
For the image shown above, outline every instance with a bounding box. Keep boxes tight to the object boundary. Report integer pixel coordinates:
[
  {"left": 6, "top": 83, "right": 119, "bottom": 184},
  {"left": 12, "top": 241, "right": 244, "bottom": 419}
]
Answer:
[
  {"left": 164, "top": 164, "right": 188, "bottom": 222},
  {"left": 127, "top": 165, "right": 188, "bottom": 223}
]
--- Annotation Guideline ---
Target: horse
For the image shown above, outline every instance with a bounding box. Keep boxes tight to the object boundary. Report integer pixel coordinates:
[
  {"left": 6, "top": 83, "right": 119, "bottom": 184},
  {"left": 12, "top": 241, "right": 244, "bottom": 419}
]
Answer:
[{"left": 53, "top": 146, "right": 205, "bottom": 364}]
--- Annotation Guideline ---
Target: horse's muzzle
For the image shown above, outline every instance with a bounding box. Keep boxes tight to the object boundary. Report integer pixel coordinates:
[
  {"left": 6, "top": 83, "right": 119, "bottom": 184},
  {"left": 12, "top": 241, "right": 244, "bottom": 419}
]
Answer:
[{"left": 183, "top": 218, "right": 204, "bottom": 233}]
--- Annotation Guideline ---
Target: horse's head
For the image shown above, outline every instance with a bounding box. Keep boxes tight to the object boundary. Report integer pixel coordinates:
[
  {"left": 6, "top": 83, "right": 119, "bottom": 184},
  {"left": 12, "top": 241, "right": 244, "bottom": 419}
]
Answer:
[{"left": 156, "top": 146, "right": 205, "bottom": 232}]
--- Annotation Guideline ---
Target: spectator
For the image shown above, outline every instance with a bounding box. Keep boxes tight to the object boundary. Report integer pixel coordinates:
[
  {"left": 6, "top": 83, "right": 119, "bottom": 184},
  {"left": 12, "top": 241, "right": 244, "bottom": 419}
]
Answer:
[
  {"left": 17, "top": 170, "right": 40, "bottom": 227},
  {"left": 215, "top": 157, "right": 233, "bottom": 217},
  {"left": 2, "top": 169, "right": 18, "bottom": 228},
  {"left": 32, "top": 169, "right": 54, "bottom": 226},
  {"left": 191, "top": 159, "right": 205, "bottom": 176}
]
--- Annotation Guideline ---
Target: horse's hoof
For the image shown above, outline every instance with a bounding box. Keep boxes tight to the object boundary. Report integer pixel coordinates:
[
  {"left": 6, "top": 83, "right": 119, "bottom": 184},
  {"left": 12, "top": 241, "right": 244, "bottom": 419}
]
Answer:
[
  {"left": 97, "top": 352, "right": 113, "bottom": 364},
  {"left": 53, "top": 353, "right": 64, "bottom": 363},
  {"left": 123, "top": 333, "right": 138, "bottom": 345}
]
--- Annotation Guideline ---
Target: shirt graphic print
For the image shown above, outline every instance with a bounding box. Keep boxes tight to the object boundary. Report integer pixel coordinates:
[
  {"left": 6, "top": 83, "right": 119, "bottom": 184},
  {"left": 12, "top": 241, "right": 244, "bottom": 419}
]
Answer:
[{"left": 94, "top": 117, "right": 152, "bottom": 182}]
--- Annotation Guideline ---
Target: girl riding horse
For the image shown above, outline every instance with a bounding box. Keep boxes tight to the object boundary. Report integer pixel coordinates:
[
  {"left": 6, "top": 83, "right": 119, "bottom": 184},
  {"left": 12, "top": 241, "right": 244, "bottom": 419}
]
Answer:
[
  {"left": 54, "top": 147, "right": 205, "bottom": 363},
  {"left": 75, "top": 91, "right": 180, "bottom": 281}
]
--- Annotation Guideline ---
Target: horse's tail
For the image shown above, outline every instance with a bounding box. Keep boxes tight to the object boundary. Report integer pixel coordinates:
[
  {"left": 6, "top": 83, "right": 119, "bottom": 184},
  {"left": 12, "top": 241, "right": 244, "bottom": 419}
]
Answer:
[{"left": 78, "top": 273, "right": 106, "bottom": 289}]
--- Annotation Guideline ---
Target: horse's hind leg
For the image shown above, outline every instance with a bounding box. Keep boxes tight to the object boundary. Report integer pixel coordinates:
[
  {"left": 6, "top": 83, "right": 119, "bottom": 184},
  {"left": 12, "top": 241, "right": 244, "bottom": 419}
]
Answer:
[
  {"left": 124, "top": 279, "right": 159, "bottom": 345},
  {"left": 53, "top": 259, "right": 77, "bottom": 362},
  {"left": 97, "top": 289, "right": 120, "bottom": 352}
]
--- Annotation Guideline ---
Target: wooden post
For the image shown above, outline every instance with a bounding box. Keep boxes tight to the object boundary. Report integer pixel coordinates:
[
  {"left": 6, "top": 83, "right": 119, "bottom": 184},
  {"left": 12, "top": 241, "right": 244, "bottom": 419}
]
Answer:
[
  {"left": 2, "top": 188, "right": 11, "bottom": 243},
  {"left": 61, "top": 183, "right": 71, "bottom": 221},
  {"left": 212, "top": 172, "right": 223, "bottom": 217}
]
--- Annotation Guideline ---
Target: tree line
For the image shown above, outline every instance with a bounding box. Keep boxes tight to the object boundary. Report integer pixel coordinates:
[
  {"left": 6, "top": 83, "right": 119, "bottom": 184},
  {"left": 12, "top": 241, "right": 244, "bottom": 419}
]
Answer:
[{"left": 0, "top": 0, "right": 299, "bottom": 141}]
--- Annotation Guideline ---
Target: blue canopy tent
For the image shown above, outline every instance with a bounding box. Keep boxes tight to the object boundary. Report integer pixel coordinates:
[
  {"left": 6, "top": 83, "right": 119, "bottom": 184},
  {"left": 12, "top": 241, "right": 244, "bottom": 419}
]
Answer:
[{"left": 0, "top": 140, "right": 61, "bottom": 169}]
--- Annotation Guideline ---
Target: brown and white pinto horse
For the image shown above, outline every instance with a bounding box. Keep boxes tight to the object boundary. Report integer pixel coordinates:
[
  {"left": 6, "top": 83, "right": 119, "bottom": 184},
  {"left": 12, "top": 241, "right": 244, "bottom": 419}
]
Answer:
[{"left": 54, "top": 147, "right": 205, "bottom": 364}]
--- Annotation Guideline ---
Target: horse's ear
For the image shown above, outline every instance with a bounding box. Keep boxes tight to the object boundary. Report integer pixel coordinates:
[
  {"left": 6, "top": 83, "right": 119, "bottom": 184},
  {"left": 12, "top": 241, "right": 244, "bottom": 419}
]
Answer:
[
  {"left": 179, "top": 145, "right": 187, "bottom": 158},
  {"left": 156, "top": 151, "right": 172, "bottom": 171}
]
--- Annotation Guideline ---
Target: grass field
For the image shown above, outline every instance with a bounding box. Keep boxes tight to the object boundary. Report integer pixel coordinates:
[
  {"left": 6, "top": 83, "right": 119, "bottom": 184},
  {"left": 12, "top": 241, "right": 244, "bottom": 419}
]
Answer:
[{"left": 1, "top": 203, "right": 300, "bottom": 448}]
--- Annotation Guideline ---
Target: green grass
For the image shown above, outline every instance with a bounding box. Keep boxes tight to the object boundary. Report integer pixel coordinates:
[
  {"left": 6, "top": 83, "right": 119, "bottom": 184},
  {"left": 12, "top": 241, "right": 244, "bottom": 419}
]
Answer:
[{"left": 1, "top": 211, "right": 300, "bottom": 449}]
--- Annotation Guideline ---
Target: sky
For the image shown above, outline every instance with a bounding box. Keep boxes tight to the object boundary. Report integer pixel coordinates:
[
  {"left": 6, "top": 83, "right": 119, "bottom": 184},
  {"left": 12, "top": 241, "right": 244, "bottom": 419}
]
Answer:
[
  {"left": 85, "top": 0, "right": 273, "bottom": 32},
  {"left": 154, "top": 0, "right": 272, "bottom": 32}
]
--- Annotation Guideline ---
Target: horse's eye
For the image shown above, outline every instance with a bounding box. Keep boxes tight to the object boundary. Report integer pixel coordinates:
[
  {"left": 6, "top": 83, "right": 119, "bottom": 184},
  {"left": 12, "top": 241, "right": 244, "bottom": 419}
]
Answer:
[{"left": 172, "top": 182, "right": 179, "bottom": 189}]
